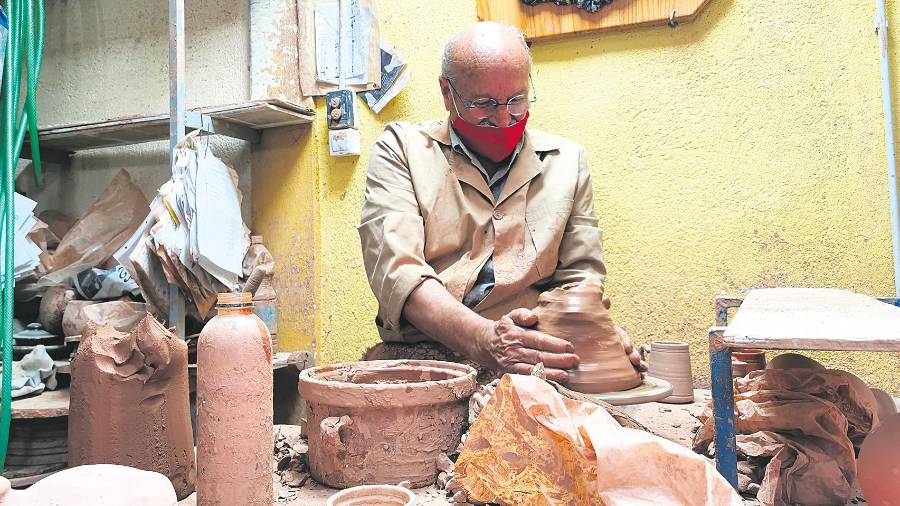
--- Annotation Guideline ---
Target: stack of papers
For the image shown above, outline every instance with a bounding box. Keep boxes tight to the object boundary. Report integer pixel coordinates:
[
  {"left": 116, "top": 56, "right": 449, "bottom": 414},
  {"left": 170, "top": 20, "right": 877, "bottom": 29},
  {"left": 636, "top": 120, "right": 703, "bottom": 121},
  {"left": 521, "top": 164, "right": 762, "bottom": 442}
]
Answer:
[
  {"left": 361, "top": 39, "right": 411, "bottom": 114},
  {"left": 0, "top": 193, "right": 43, "bottom": 283},
  {"left": 115, "top": 134, "right": 250, "bottom": 321}
]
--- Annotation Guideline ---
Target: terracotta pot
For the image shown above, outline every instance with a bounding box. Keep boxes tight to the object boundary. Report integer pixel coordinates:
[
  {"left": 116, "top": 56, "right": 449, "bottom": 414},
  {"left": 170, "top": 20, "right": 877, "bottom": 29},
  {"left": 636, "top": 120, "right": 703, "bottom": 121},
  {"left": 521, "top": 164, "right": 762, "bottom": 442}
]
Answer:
[
  {"left": 732, "top": 349, "right": 765, "bottom": 376},
  {"left": 532, "top": 282, "right": 641, "bottom": 393},
  {"left": 767, "top": 352, "right": 825, "bottom": 370},
  {"left": 326, "top": 485, "right": 416, "bottom": 506},
  {"left": 299, "top": 360, "right": 476, "bottom": 489},
  {"left": 858, "top": 412, "right": 900, "bottom": 505},
  {"left": 639, "top": 341, "right": 693, "bottom": 403},
  {"left": 731, "top": 360, "right": 749, "bottom": 378}
]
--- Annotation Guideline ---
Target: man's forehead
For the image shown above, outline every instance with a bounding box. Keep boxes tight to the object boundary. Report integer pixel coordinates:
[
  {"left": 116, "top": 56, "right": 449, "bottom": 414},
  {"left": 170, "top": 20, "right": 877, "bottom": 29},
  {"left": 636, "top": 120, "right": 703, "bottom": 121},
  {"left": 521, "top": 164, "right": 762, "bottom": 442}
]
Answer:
[{"left": 453, "top": 63, "right": 530, "bottom": 95}]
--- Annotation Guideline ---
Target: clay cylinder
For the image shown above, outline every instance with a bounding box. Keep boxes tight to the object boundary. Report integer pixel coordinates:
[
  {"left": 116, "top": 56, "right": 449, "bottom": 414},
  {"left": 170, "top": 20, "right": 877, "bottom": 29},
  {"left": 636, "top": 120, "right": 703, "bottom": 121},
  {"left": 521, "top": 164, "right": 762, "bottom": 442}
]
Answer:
[
  {"left": 532, "top": 282, "right": 641, "bottom": 393},
  {"left": 299, "top": 360, "right": 476, "bottom": 488},
  {"left": 640, "top": 341, "right": 694, "bottom": 403},
  {"left": 197, "top": 292, "right": 273, "bottom": 506},
  {"left": 68, "top": 316, "right": 196, "bottom": 499}
]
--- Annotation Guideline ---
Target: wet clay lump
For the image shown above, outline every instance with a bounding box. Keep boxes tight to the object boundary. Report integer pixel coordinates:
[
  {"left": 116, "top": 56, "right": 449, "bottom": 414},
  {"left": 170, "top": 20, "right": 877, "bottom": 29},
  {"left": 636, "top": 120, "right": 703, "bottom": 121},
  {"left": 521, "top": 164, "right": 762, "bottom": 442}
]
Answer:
[
  {"left": 68, "top": 317, "right": 195, "bottom": 499},
  {"left": 533, "top": 282, "right": 641, "bottom": 393}
]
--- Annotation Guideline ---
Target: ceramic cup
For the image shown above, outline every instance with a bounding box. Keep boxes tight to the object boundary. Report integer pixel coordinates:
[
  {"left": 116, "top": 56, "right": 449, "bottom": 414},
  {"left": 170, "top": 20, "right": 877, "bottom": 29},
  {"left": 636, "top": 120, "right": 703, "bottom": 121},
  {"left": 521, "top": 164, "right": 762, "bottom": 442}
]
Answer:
[{"left": 639, "top": 341, "right": 694, "bottom": 404}]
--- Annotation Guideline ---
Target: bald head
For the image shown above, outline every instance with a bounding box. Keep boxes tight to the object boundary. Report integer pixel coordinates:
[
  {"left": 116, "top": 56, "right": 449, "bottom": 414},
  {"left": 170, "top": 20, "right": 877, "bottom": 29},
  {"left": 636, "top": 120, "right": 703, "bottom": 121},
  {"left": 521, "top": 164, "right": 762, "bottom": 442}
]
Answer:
[{"left": 441, "top": 22, "right": 532, "bottom": 81}]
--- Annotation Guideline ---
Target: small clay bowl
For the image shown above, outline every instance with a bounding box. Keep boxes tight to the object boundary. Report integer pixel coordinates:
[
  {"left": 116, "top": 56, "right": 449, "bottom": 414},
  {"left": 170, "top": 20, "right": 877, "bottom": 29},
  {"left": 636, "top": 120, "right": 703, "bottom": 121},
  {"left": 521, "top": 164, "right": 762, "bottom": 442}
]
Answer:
[{"left": 326, "top": 485, "right": 416, "bottom": 506}]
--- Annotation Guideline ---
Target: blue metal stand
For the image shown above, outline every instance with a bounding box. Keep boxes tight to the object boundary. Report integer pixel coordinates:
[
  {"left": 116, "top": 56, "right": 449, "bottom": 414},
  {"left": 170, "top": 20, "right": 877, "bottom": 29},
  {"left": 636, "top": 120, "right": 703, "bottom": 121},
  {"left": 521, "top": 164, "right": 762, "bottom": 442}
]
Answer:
[{"left": 709, "top": 327, "right": 737, "bottom": 489}]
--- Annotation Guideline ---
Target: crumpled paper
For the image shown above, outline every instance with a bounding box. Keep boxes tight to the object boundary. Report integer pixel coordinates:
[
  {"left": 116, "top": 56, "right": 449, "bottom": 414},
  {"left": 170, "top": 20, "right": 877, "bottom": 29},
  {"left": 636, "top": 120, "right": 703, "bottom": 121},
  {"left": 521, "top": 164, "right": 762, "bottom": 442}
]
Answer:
[
  {"left": 455, "top": 374, "right": 741, "bottom": 506},
  {"left": 693, "top": 368, "right": 877, "bottom": 506},
  {"left": 11, "top": 345, "right": 57, "bottom": 398}
]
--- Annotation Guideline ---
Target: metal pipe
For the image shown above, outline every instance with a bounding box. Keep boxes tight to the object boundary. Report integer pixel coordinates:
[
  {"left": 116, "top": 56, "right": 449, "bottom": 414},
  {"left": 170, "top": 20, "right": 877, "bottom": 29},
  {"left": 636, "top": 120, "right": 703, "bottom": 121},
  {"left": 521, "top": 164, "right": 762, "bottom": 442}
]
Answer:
[
  {"left": 167, "top": 0, "right": 185, "bottom": 338},
  {"left": 876, "top": 0, "right": 900, "bottom": 296}
]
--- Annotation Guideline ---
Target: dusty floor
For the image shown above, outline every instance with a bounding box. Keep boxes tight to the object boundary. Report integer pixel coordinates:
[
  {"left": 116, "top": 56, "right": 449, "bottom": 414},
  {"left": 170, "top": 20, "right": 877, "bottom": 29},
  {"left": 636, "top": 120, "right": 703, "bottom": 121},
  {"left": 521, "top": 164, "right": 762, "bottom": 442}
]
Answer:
[{"left": 177, "top": 388, "right": 872, "bottom": 505}]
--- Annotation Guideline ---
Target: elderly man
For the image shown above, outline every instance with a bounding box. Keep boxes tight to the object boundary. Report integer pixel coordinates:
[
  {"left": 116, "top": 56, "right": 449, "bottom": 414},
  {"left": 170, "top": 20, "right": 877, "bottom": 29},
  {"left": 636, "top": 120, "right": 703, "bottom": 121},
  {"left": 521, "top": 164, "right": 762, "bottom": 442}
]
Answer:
[{"left": 359, "top": 22, "right": 643, "bottom": 383}]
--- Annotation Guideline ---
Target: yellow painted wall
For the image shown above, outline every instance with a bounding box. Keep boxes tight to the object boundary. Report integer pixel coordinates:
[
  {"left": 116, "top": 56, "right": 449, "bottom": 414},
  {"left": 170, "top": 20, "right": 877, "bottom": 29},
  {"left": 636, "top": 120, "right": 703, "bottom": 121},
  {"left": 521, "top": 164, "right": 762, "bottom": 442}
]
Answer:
[{"left": 257, "top": 0, "right": 900, "bottom": 392}]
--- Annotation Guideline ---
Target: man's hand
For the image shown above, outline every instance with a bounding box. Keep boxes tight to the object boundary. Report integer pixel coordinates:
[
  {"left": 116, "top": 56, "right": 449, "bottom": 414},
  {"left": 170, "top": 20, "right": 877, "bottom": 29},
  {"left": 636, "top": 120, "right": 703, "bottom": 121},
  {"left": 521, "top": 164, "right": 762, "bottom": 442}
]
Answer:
[
  {"left": 476, "top": 308, "right": 580, "bottom": 383},
  {"left": 617, "top": 326, "right": 648, "bottom": 374}
]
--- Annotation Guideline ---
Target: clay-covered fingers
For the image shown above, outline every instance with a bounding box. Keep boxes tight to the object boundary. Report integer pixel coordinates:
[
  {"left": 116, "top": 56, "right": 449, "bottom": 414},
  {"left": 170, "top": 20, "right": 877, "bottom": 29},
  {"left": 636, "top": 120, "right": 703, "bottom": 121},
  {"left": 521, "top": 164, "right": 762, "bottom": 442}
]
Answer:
[
  {"left": 506, "top": 308, "right": 539, "bottom": 328},
  {"left": 520, "top": 328, "right": 574, "bottom": 354},
  {"left": 507, "top": 362, "right": 570, "bottom": 383},
  {"left": 617, "top": 326, "right": 648, "bottom": 373}
]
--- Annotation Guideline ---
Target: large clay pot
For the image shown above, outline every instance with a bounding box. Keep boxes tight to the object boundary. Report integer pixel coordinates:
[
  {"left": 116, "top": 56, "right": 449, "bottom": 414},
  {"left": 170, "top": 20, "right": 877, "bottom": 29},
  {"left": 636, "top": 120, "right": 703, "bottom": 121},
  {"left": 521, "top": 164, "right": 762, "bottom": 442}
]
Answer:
[
  {"left": 299, "top": 360, "right": 476, "bottom": 488},
  {"left": 640, "top": 341, "right": 694, "bottom": 403},
  {"left": 532, "top": 282, "right": 641, "bottom": 394},
  {"left": 870, "top": 388, "right": 898, "bottom": 425},
  {"left": 326, "top": 485, "right": 416, "bottom": 506},
  {"left": 858, "top": 412, "right": 900, "bottom": 506},
  {"left": 767, "top": 352, "right": 825, "bottom": 371}
]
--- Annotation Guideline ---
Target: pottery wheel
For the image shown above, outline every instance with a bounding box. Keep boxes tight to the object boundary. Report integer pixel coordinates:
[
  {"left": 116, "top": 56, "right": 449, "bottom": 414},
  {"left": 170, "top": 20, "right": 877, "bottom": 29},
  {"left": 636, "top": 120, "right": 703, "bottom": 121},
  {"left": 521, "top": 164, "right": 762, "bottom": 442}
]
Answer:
[{"left": 556, "top": 376, "right": 673, "bottom": 406}]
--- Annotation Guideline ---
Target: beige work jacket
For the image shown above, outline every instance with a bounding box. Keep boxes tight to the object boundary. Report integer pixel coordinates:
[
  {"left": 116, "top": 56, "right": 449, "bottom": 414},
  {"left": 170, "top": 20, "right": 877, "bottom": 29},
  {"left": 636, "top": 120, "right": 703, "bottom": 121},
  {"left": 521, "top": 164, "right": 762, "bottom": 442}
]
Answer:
[{"left": 359, "top": 120, "right": 607, "bottom": 343}]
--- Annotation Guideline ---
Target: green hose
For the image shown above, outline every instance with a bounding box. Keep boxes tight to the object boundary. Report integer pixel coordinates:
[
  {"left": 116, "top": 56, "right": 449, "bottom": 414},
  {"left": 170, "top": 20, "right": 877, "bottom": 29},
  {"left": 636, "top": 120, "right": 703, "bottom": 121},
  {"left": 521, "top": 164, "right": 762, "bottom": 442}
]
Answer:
[{"left": 1, "top": 0, "right": 44, "bottom": 470}]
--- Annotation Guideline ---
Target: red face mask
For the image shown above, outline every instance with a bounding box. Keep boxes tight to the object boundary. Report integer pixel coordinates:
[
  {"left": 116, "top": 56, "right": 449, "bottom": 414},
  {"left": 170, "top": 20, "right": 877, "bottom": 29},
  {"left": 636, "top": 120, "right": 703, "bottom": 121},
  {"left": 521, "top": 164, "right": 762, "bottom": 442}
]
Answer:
[{"left": 451, "top": 111, "right": 529, "bottom": 163}]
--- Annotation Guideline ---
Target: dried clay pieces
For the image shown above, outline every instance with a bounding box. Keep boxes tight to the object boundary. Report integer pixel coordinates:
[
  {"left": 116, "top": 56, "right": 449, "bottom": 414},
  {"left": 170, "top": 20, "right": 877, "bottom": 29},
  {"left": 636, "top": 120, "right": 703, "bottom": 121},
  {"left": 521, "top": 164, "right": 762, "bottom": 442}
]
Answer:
[
  {"left": 533, "top": 282, "right": 640, "bottom": 393},
  {"left": 68, "top": 317, "right": 196, "bottom": 499}
]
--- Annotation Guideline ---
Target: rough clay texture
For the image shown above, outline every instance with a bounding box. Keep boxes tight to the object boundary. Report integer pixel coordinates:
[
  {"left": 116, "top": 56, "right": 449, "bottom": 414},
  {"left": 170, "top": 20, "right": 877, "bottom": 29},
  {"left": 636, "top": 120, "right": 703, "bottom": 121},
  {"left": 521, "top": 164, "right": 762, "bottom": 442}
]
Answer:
[
  {"left": 299, "top": 360, "right": 476, "bottom": 488},
  {"left": 68, "top": 318, "right": 196, "bottom": 499},
  {"left": 533, "top": 282, "right": 640, "bottom": 393},
  {"left": 250, "top": 0, "right": 900, "bottom": 393},
  {"left": 197, "top": 308, "right": 273, "bottom": 506}
]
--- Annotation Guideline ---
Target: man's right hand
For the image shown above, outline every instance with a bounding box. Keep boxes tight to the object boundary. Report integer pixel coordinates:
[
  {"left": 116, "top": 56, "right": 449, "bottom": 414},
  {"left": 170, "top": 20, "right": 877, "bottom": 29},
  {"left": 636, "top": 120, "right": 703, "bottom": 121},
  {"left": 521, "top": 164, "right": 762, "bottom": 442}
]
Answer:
[{"left": 476, "top": 308, "right": 580, "bottom": 383}]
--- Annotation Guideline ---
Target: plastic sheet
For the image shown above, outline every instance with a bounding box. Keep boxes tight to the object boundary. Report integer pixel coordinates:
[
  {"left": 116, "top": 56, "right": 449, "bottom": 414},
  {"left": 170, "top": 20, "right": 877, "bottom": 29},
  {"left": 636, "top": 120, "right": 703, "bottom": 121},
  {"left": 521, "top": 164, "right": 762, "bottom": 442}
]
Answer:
[{"left": 456, "top": 374, "right": 741, "bottom": 506}]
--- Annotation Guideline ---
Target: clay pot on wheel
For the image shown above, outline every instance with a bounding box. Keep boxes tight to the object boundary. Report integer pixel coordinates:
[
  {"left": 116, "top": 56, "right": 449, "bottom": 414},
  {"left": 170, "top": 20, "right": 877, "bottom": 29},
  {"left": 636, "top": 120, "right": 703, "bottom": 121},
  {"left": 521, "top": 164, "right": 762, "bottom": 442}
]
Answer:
[
  {"left": 858, "top": 412, "right": 900, "bottom": 505},
  {"left": 532, "top": 282, "right": 641, "bottom": 394},
  {"left": 639, "top": 341, "right": 693, "bottom": 403},
  {"left": 298, "top": 360, "right": 476, "bottom": 489}
]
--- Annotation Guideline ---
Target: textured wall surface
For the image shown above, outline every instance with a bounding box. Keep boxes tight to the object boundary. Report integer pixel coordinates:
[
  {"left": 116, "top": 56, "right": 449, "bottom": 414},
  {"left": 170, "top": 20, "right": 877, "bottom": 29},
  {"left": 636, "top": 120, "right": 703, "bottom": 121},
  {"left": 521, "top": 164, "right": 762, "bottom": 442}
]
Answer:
[
  {"left": 278, "top": 0, "right": 900, "bottom": 393},
  {"left": 22, "top": 0, "right": 251, "bottom": 219}
]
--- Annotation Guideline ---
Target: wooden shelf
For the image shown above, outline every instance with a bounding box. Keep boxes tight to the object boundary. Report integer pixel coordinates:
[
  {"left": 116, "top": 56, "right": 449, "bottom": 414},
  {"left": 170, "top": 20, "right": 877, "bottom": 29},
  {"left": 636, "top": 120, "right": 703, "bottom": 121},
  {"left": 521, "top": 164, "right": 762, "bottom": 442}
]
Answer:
[{"left": 22, "top": 99, "right": 315, "bottom": 162}]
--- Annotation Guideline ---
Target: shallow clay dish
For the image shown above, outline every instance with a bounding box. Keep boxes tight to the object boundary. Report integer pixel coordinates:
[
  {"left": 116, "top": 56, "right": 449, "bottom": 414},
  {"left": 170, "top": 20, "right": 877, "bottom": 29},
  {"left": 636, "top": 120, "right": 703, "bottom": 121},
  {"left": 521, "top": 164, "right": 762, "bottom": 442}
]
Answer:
[{"left": 326, "top": 485, "right": 416, "bottom": 506}]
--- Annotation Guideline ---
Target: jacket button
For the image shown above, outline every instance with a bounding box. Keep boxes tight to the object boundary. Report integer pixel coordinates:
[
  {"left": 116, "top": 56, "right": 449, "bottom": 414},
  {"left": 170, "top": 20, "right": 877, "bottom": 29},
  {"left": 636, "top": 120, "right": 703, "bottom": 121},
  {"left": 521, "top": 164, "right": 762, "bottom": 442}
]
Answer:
[{"left": 493, "top": 211, "right": 504, "bottom": 221}]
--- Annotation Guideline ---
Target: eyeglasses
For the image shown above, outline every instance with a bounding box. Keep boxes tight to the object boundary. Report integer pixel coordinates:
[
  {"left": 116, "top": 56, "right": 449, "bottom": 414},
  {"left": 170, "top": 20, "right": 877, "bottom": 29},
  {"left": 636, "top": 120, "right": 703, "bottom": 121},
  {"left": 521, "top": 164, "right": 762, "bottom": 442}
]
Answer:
[{"left": 444, "top": 74, "right": 537, "bottom": 121}]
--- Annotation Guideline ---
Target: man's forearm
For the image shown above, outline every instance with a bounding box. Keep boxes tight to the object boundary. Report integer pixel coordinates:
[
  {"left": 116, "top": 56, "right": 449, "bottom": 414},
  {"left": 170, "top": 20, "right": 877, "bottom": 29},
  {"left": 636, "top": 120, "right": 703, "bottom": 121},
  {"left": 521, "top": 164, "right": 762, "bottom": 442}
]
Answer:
[{"left": 402, "top": 278, "right": 491, "bottom": 365}]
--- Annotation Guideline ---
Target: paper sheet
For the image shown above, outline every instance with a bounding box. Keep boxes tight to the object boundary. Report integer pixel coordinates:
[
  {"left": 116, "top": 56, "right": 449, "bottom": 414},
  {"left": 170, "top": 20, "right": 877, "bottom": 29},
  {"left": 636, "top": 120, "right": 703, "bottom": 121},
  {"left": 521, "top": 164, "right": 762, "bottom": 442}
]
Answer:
[
  {"left": 194, "top": 148, "right": 247, "bottom": 289},
  {"left": 315, "top": 0, "right": 371, "bottom": 86},
  {"left": 361, "top": 39, "right": 412, "bottom": 113},
  {"left": 1, "top": 193, "right": 42, "bottom": 283}
]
